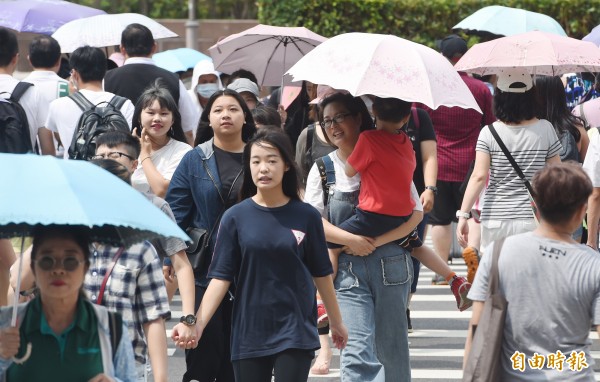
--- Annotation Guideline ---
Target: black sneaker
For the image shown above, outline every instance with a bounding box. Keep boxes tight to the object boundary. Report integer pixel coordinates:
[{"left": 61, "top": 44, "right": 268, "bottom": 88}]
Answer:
[{"left": 406, "top": 308, "right": 413, "bottom": 333}]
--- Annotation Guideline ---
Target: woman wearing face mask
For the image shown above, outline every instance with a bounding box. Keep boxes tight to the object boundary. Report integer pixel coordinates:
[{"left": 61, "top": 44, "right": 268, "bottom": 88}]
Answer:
[{"left": 188, "top": 61, "right": 223, "bottom": 127}]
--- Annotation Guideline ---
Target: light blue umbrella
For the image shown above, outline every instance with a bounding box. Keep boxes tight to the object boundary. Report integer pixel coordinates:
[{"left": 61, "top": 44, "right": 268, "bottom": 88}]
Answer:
[
  {"left": 153, "top": 48, "right": 212, "bottom": 73},
  {"left": 0, "top": 153, "right": 190, "bottom": 247},
  {"left": 452, "top": 5, "right": 567, "bottom": 38}
]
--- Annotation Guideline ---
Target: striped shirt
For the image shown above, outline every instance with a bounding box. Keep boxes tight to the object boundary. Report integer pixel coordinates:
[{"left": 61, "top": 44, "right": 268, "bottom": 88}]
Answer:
[
  {"left": 476, "top": 120, "right": 561, "bottom": 221},
  {"left": 84, "top": 241, "right": 170, "bottom": 366}
]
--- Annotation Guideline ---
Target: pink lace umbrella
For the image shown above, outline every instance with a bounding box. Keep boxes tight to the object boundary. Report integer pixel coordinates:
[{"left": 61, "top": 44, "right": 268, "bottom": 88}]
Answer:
[{"left": 455, "top": 31, "right": 600, "bottom": 76}]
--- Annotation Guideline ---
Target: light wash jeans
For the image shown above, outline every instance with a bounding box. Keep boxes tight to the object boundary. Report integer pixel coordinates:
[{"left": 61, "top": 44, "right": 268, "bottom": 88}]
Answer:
[{"left": 328, "top": 189, "right": 413, "bottom": 382}]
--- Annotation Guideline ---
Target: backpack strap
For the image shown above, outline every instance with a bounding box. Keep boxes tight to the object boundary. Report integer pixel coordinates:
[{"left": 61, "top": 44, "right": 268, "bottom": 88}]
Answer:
[
  {"left": 315, "top": 155, "right": 336, "bottom": 207},
  {"left": 10, "top": 82, "right": 33, "bottom": 102},
  {"left": 107, "top": 310, "right": 123, "bottom": 362},
  {"left": 306, "top": 124, "right": 314, "bottom": 152},
  {"left": 108, "top": 95, "right": 128, "bottom": 110},
  {"left": 68, "top": 91, "right": 95, "bottom": 112},
  {"left": 579, "top": 104, "right": 590, "bottom": 129},
  {"left": 411, "top": 106, "right": 420, "bottom": 130}
]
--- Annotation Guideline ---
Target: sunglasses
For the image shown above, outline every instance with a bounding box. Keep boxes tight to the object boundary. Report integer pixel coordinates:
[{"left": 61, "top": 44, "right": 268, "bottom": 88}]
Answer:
[{"left": 35, "top": 256, "right": 84, "bottom": 272}]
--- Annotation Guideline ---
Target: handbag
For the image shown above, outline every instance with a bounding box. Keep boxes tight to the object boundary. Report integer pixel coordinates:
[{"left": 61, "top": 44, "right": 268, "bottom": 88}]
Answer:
[
  {"left": 185, "top": 147, "right": 242, "bottom": 272},
  {"left": 463, "top": 237, "right": 507, "bottom": 382},
  {"left": 488, "top": 124, "right": 539, "bottom": 225}
]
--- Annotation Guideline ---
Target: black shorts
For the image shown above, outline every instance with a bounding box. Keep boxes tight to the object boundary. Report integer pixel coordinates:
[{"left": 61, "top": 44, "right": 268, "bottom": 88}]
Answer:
[{"left": 428, "top": 180, "right": 464, "bottom": 226}]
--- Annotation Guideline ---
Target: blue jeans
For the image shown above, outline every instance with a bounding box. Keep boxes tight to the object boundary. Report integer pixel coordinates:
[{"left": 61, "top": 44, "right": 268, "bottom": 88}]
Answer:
[{"left": 328, "top": 189, "right": 412, "bottom": 382}]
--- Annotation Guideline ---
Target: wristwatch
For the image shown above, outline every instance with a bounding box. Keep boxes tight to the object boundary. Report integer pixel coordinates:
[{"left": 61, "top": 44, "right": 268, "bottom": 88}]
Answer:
[
  {"left": 456, "top": 210, "right": 471, "bottom": 219},
  {"left": 180, "top": 314, "right": 197, "bottom": 326},
  {"left": 424, "top": 185, "right": 438, "bottom": 195}
]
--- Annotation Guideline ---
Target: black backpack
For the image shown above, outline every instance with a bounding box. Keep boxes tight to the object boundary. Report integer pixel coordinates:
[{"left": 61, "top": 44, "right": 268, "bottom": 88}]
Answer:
[
  {"left": 68, "top": 92, "right": 130, "bottom": 160},
  {"left": 0, "top": 82, "right": 34, "bottom": 153}
]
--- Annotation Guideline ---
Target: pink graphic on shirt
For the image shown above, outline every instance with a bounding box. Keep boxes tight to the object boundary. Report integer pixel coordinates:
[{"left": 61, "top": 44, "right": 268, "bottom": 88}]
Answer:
[{"left": 291, "top": 230, "right": 306, "bottom": 245}]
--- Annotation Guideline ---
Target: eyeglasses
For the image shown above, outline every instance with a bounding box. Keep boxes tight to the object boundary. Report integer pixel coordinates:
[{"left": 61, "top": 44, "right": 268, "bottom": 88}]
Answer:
[
  {"left": 91, "top": 151, "right": 135, "bottom": 161},
  {"left": 320, "top": 113, "right": 351, "bottom": 129},
  {"left": 35, "top": 256, "right": 84, "bottom": 272}
]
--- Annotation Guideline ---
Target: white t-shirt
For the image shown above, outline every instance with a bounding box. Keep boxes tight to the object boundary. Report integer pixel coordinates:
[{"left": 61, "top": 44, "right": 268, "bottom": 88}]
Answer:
[
  {"left": 45, "top": 89, "right": 135, "bottom": 159},
  {"left": 23, "top": 70, "right": 69, "bottom": 155},
  {"left": 475, "top": 120, "right": 561, "bottom": 221},
  {"left": 131, "top": 138, "right": 192, "bottom": 195},
  {"left": 304, "top": 150, "right": 422, "bottom": 218},
  {"left": 0, "top": 74, "right": 45, "bottom": 148},
  {"left": 582, "top": 132, "right": 600, "bottom": 187},
  {"left": 468, "top": 232, "right": 600, "bottom": 381}
]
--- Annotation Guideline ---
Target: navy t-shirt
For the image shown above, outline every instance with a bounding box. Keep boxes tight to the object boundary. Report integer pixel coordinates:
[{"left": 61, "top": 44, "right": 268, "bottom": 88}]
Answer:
[{"left": 208, "top": 197, "right": 333, "bottom": 360}]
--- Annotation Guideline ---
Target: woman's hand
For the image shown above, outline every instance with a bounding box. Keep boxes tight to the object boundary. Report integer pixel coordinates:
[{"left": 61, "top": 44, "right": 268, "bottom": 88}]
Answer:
[
  {"left": 171, "top": 323, "right": 199, "bottom": 350},
  {"left": 346, "top": 235, "right": 376, "bottom": 256},
  {"left": 457, "top": 218, "right": 469, "bottom": 248},
  {"left": 0, "top": 326, "right": 20, "bottom": 359},
  {"left": 329, "top": 320, "right": 349, "bottom": 350},
  {"left": 137, "top": 127, "right": 153, "bottom": 158},
  {"left": 162, "top": 264, "right": 175, "bottom": 283},
  {"left": 420, "top": 189, "right": 435, "bottom": 213}
]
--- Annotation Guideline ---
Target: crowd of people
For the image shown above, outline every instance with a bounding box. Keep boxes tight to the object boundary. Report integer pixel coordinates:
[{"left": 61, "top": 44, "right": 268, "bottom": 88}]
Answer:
[{"left": 0, "top": 19, "right": 599, "bottom": 382}]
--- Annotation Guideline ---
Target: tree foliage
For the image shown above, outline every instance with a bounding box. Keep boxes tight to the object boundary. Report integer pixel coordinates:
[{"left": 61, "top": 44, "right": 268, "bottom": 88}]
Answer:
[
  {"left": 72, "top": 0, "right": 257, "bottom": 19},
  {"left": 257, "top": 0, "right": 600, "bottom": 48}
]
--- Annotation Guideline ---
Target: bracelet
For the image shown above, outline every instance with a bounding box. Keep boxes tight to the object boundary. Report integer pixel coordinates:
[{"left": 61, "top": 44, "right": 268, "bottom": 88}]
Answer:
[{"left": 141, "top": 156, "right": 151, "bottom": 164}]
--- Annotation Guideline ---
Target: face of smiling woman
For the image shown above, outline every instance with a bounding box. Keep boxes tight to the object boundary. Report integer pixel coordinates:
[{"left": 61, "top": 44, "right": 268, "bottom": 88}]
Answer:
[
  {"left": 321, "top": 101, "right": 361, "bottom": 150},
  {"left": 140, "top": 99, "right": 174, "bottom": 141}
]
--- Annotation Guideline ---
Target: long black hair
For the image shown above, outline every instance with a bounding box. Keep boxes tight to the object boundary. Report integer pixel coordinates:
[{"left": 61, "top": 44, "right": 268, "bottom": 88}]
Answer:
[
  {"left": 194, "top": 89, "right": 257, "bottom": 146},
  {"left": 132, "top": 79, "right": 187, "bottom": 144},
  {"left": 535, "top": 75, "right": 583, "bottom": 142},
  {"left": 239, "top": 129, "right": 300, "bottom": 201}
]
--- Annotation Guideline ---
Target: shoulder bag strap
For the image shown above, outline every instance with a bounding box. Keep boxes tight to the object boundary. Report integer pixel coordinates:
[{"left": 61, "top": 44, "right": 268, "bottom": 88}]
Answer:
[
  {"left": 579, "top": 104, "right": 589, "bottom": 128},
  {"left": 488, "top": 124, "right": 534, "bottom": 195},
  {"left": 195, "top": 146, "right": 226, "bottom": 203},
  {"left": 96, "top": 247, "right": 125, "bottom": 305},
  {"left": 411, "top": 106, "right": 420, "bottom": 130},
  {"left": 205, "top": 167, "right": 243, "bottom": 244},
  {"left": 489, "top": 237, "right": 505, "bottom": 295},
  {"left": 306, "top": 124, "right": 314, "bottom": 152}
]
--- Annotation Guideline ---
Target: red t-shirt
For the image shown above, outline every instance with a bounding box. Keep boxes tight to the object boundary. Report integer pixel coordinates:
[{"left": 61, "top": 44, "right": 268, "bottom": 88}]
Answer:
[{"left": 348, "top": 130, "right": 416, "bottom": 216}]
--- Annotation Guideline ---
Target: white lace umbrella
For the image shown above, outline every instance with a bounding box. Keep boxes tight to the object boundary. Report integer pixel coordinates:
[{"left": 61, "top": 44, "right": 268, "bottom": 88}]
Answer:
[
  {"left": 286, "top": 32, "right": 482, "bottom": 112},
  {"left": 52, "top": 13, "right": 177, "bottom": 53}
]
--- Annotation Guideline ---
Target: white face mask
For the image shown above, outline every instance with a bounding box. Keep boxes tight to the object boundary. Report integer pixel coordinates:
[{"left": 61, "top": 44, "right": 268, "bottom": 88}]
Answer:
[
  {"left": 70, "top": 77, "right": 79, "bottom": 91},
  {"left": 196, "top": 83, "right": 219, "bottom": 98}
]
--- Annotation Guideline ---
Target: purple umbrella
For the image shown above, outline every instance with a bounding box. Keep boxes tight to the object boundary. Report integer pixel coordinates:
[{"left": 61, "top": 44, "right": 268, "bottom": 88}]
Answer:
[
  {"left": 583, "top": 25, "right": 600, "bottom": 47},
  {"left": 0, "top": 0, "right": 105, "bottom": 35}
]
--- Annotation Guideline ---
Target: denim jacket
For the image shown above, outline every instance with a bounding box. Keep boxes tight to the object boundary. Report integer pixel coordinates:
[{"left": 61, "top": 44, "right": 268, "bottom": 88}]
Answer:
[{"left": 166, "top": 138, "right": 230, "bottom": 286}]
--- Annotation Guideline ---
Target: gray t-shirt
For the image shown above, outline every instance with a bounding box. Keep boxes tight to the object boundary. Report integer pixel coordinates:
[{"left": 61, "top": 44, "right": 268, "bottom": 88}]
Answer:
[
  {"left": 468, "top": 232, "right": 600, "bottom": 381},
  {"left": 145, "top": 194, "right": 187, "bottom": 259},
  {"left": 476, "top": 119, "right": 561, "bottom": 221}
]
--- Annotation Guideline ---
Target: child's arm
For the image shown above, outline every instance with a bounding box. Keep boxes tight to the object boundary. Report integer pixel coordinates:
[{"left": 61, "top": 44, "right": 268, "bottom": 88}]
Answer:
[
  {"left": 372, "top": 210, "right": 423, "bottom": 247},
  {"left": 344, "top": 161, "right": 358, "bottom": 177}
]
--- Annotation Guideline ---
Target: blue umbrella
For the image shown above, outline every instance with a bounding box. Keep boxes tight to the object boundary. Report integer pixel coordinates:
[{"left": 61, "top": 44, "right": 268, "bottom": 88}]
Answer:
[
  {"left": 452, "top": 5, "right": 567, "bottom": 39},
  {"left": 153, "top": 48, "right": 212, "bottom": 73},
  {"left": 0, "top": 153, "right": 190, "bottom": 247},
  {"left": 0, "top": 0, "right": 105, "bottom": 35}
]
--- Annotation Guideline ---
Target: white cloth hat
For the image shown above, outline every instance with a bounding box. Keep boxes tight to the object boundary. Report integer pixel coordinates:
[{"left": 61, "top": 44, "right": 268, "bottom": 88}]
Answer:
[{"left": 496, "top": 67, "right": 533, "bottom": 93}]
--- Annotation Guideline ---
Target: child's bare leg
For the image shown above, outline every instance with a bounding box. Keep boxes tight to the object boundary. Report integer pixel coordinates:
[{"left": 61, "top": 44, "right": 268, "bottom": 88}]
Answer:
[{"left": 411, "top": 245, "right": 454, "bottom": 279}]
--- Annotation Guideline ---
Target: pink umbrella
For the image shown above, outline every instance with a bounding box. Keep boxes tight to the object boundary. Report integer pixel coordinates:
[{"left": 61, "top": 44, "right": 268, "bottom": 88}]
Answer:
[
  {"left": 286, "top": 32, "right": 482, "bottom": 111},
  {"left": 209, "top": 24, "right": 327, "bottom": 86},
  {"left": 455, "top": 31, "right": 600, "bottom": 76}
]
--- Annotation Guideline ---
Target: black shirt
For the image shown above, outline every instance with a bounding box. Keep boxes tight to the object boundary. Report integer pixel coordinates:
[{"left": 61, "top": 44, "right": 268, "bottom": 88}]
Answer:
[
  {"left": 403, "top": 108, "right": 437, "bottom": 194},
  {"left": 213, "top": 145, "right": 243, "bottom": 207}
]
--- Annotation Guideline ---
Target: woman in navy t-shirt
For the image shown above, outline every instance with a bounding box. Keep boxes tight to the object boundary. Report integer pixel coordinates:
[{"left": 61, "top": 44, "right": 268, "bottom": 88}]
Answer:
[{"left": 196, "top": 129, "right": 348, "bottom": 382}]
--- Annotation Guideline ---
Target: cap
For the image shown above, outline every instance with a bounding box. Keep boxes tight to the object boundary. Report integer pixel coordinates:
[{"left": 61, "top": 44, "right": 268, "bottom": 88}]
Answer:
[
  {"left": 227, "top": 78, "right": 259, "bottom": 99},
  {"left": 496, "top": 67, "right": 533, "bottom": 93},
  {"left": 309, "top": 84, "right": 350, "bottom": 104},
  {"left": 439, "top": 34, "right": 468, "bottom": 59}
]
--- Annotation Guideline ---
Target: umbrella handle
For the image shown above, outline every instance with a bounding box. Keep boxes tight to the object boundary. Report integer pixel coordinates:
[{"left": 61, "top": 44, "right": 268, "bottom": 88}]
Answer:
[{"left": 12, "top": 342, "right": 32, "bottom": 364}]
